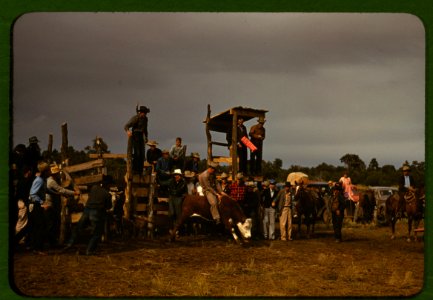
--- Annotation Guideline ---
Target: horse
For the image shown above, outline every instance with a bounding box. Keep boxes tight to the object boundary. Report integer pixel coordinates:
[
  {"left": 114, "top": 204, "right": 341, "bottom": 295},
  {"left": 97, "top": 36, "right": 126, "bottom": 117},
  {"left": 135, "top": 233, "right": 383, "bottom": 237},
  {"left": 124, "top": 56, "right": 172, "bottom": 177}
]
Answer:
[
  {"left": 353, "top": 189, "right": 376, "bottom": 224},
  {"left": 169, "top": 194, "right": 252, "bottom": 244},
  {"left": 293, "top": 185, "right": 319, "bottom": 238},
  {"left": 385, "top": 188, "right": 424, "bottom": 242}
]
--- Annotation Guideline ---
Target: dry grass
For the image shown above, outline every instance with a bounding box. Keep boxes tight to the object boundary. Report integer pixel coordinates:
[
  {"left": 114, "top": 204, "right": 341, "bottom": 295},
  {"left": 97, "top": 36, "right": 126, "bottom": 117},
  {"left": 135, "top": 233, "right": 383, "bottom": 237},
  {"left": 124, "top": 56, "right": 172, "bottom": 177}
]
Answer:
[
  {"left": 12, "top": 222, "right": 424, "bottom": 298},
  {"left": 188, "top": 275, "right": 211, "bottom": 296}
]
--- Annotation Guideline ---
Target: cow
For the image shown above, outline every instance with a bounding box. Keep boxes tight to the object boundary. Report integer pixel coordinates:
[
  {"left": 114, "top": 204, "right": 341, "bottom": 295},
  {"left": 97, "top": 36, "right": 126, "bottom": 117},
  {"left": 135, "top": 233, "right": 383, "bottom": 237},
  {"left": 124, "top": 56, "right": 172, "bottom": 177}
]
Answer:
[{"left": 169, "top": 194, "right": 252, "bottom": 244}]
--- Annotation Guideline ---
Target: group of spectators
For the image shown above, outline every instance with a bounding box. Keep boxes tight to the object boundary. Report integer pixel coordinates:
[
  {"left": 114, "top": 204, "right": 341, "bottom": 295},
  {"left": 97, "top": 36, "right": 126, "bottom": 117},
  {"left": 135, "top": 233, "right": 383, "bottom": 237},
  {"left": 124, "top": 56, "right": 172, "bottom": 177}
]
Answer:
[
  {"left": 125, "top": 106, "right": 267, "bottom": 179},
  {"left": 160, "top": 160, "right": 347, "bottom": 243},
  {"left": 12, "top": 136, "right": 117, "bottom": 255},
  {"left": 11, "top": 137, "right": 82, "bottom": 254}
]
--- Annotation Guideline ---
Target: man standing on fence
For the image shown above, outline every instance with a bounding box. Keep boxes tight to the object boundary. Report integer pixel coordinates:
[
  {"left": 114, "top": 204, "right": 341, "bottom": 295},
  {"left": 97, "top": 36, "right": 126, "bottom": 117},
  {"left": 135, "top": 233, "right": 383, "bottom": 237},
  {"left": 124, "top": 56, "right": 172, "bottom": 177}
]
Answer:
[{"left": 124, "top": 106, "right": 149, "bottom": 175}]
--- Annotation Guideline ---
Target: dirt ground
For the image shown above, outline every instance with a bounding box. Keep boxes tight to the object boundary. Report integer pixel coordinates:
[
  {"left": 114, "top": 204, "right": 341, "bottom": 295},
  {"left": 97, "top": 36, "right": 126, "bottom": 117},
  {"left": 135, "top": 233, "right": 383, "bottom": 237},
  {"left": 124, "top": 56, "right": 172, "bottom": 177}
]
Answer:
[{"left": 11, "top": 220, "right": 425, "bottom": 298}]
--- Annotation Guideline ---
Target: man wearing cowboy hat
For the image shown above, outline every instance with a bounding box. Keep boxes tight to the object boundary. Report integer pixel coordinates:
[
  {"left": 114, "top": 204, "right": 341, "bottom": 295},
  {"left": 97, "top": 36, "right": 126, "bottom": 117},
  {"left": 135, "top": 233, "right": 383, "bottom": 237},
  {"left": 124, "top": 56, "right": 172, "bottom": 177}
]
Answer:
[
  {"left": 63, "top": 175, "right": 114, "bottom": 255},
  {"left": 277, "top": 182, "right": 294, "bottom": 241},
  {"left": 184, "top": 170, "right": 197, "bottom": 195},
  {"left": 124, "top": 105, "right": 150, "bottom": 175},
  {"left": 198, "top": 161, "right": 223, "bottom": 224},
  {"left": 261, "top": 179, "right": 279, "bottom": 240},
  {"left": 168, "top": 169, "right": 187, "bottom": 227},
  {"left": 46, "top": 165, "right": 79, "bottom": 247},
  {"left": 398, "top": 165, "right": 416, "bottom": 193},
  {"left": 146, "top": 140, "right": 162, "bottom": 170},
  {"left": 230, "top": 172, "right": 247, "bottom": 205},
  {"left": 156, "top": 149, "right": 172, "bottom": 195},
  {"left": 331, "top": 182, "right": 346, "bottom": 242},
  {"left": 218, "top": 172, "right": 231, "bottom": 194},
  {"left": 25, "top": 136, "right": 42, "bottom": 175},
  {"left": 249, "top": 116, "right": 266, "bottom": 175},
  {"left": 185, "top": 152, "right": 201, "bottom": 174},
  {"left": 397, "top": 164, "right": 416, "bottom": 217}
]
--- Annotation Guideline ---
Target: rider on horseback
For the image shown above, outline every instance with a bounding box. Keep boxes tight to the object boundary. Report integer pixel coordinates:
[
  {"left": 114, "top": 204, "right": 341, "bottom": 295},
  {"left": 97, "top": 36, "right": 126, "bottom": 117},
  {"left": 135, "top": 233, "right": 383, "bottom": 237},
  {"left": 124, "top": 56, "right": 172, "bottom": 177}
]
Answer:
[
  {"left": 198, "top": 161, "right": 223, "bottom": 224},
  {"left": 397, "top": 165, "right": 416, "bottom": 218}
]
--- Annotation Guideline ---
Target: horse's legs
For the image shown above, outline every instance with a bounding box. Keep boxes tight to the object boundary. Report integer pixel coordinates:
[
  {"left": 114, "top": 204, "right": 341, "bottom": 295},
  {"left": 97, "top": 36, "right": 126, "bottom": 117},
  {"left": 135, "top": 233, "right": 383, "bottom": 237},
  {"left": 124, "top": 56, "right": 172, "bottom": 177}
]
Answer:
[
  {"left": 407, "top": 217, "right": 413, "bottom": 242},
  {"left": 414, "top": 218, "right": 421, "bottom": 242},
  {"left": 170, "top": 213, "right": 189, "bottom": 241},
  {"left": 297, "top": 216, "right": 302, "bottom": 238},
  {"left": 390, "top": 215, "right": 397, "bottom": 240}
]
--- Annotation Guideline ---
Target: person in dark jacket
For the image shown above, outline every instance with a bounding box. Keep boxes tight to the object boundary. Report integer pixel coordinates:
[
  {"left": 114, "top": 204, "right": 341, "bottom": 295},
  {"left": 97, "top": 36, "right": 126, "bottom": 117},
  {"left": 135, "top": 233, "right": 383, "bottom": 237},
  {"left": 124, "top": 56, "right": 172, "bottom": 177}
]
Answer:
[
  {"left": 168, "top": 169, "right": 187, "bottom": 227},
  {"left": 249, "top": 117, "right": 266, "bottom": 175},
  {"left": 397, "top": 164, "right": 416, "bottom": 218},
  {"left": 146, "top": 140, "right": 162, "bottom": 170},
  {"left": 25, "top": 136, "right": 43, "bottom": 176},
  {"left": 261, "top": 179, "right": 279, "bottom": 240},
  {"left": 398, "top": 165, "right": 416, "bottom": 193},
  {"left": 185, "top": 152, "right": 201, "bottom": 173},
  {"left": 331, "top": 182, "right": 346, "bottom": 243},
  {"left": 63, "top": 175, "right": 113, "bottom": 255},
  {"left": 124, "top": 106, "right": 149, "bottom": 175},
  {"left": 236, "top": 117, "right": 248, "bottom": 174},
  {"left": 28, "top": 162, "right": 51, "bottom": 254}
]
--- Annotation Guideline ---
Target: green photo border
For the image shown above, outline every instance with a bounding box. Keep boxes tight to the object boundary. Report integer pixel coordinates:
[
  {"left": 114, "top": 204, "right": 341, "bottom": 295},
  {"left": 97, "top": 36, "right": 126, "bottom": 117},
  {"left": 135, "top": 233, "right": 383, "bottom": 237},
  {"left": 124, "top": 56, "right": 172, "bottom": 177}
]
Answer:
[{"left": 1, "top": 0, "right": 431, "bottom": 299}]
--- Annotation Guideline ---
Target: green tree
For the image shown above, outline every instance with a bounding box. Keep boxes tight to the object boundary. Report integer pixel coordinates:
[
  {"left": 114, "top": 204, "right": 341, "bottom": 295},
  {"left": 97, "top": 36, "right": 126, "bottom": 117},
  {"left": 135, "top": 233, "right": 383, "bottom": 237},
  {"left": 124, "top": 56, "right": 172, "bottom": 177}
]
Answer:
[
  {"left": 340, "top": 154, "right": 366, "bottom": 173},
  {"left": 85, "top": 136, "right": 110, "bottom": 155},
  {"left": 368, "top": 158, "right": 379, "bottom": 171}
]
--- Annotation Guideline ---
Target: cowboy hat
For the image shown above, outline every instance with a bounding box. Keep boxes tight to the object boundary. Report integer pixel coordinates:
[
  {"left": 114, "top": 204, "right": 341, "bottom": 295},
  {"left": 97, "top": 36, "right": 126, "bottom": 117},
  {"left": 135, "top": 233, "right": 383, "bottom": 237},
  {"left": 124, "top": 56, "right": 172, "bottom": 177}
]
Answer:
[
  {"left": 29, "top": 136, "right": 40, "bottom": 144},
  {"left": 37, "top": 162, "right": 49, "bottom": 173},
  {"left": 146, "top": 140, "right": 158, "bottom": 146},
  {"left": 138, "top": 106, "right": 150, "bottom": 113},
  {"left": 172, "top": 169, "right": 183, "bottom": 176},
  {"left": 208, "top": 161, "right": 219, "bottom": 169},
  {"left": 192, "top": 152, "right": 200, "bottom": 159},
  {"left": 184, "top": 170, "right": 195, "bottom": 178},
  {"left": 50, "top": 165, "right": 61, "bottom": 175},
  {"left": 220, "top": 172, "right": 228, "bottom": 179},
  {"left": 236, "top": 172, "right": 244, "bottom": 180}
]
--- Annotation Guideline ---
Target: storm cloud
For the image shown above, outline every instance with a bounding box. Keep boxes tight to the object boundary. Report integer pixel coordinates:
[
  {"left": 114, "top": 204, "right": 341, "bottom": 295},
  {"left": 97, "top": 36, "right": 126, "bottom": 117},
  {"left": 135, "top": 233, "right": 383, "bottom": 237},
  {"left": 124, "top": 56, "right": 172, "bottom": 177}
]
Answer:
[{"left": 12, "top": 12, "right": 425, "bottom": 168}]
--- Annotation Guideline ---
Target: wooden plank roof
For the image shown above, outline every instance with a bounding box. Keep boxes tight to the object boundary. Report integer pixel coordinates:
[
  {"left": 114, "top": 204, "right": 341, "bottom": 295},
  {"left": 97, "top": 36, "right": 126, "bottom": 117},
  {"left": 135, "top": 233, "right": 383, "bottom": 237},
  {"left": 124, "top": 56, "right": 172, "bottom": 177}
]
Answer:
[{"left": 205, "top": 106, "right": 268, "bottom": 133}]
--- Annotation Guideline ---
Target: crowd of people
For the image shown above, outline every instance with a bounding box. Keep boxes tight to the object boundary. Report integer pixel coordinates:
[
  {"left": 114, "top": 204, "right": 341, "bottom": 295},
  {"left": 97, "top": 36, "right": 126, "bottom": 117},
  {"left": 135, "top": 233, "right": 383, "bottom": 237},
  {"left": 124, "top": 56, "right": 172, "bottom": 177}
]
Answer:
[
  {"left": 11, "top": 137, "right": 82, "bottom": 254},
  {"left": 10, "top": 105, "right": 418, "bottom": 255}
]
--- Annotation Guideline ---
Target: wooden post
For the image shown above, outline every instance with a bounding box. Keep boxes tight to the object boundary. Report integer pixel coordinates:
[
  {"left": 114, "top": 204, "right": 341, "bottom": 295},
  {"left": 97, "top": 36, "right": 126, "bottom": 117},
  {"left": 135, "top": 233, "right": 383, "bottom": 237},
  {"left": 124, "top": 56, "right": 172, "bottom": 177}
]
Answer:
[
  {"left": 59, "top": 122, "right": 69, "bottom": 244},
  {"left": 125, "top": 136, "right": 133, "bottom": 219},
  {"left": 206, "top": 104, "right": 213, "bottom": 164},
  {"left": 59, "top": 195, "right": 69, "bottom": 245},
  {"left": 231, "top": 111, "right": 238, "bottom": 177},
  {"left": 47, "top": 133, "right": 53, "bottom": 162},
  {"left": 61, "top": 123, "right": 68, "bottom": 166}
]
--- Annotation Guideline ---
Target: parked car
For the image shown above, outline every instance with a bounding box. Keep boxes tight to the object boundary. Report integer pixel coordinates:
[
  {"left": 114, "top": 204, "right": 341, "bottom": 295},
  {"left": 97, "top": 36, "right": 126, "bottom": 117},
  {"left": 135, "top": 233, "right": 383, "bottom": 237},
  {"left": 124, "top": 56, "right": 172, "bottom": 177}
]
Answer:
[{"left": 369, "top": 186, "right": 398, "bottom": 224}]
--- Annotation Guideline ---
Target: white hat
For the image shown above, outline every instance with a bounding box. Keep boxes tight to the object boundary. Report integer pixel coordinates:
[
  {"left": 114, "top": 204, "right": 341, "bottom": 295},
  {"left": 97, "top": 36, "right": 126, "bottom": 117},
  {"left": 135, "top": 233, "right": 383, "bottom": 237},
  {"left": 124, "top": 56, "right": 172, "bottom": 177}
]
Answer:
[{"left": 172, "top": 169, "right": 183, "bottom": 176}]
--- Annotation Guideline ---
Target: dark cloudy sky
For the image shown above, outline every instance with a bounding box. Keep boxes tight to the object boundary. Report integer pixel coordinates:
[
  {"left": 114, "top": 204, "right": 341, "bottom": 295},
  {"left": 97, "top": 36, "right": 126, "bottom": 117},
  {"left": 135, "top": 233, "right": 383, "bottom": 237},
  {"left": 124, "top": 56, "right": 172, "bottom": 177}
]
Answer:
[{"left": 12, "top": 12, "right": 425, "bottom": 168}]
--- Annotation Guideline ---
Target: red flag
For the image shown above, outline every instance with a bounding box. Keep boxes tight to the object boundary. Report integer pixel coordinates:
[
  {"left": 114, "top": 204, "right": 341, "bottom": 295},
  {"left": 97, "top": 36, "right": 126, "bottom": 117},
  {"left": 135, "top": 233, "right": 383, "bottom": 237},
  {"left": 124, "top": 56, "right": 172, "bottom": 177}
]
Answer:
[{"left": 241, "top": 136, "right": 257, "bottom": 152}]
